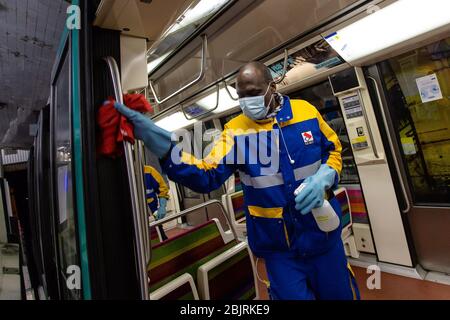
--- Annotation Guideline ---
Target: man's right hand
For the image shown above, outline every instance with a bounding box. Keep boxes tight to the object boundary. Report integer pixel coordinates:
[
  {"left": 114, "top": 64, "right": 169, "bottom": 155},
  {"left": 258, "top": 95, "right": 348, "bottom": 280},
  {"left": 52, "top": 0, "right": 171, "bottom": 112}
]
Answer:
[
  {"left": 114, "top": 102, "right": 172, "bottom": 158},
  {"left": 294, "top": 164, "right": 337, "bottom": 215}
]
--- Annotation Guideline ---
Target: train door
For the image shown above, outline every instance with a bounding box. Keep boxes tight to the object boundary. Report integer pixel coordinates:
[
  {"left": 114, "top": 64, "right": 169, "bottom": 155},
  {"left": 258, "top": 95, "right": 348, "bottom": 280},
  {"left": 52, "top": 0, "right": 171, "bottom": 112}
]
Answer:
[{"left": 365, "top": 37, "right": 450, "bottom": 274}]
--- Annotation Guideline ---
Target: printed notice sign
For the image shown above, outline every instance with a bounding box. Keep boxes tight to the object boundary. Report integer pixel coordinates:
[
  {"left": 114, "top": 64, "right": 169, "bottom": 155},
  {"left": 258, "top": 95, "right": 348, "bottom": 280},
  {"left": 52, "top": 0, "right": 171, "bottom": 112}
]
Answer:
[
  {"left": 416, "top": 74, "right": 443, "bottom": 103},
  {"left": 401, "top": 137, "right": 417, "bottom": 155},
  {"left": 351, "top": 136, "right": 369, "bottom": 150}
]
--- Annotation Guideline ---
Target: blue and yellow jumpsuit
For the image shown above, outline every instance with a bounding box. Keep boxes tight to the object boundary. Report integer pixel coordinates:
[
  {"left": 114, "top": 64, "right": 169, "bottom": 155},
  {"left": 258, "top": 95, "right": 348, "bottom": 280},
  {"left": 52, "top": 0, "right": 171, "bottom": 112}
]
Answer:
[
  {"left": 144, "top": 165, "right": 170, "bottom": 240},
  {"left": 161, "top": 97, "right": 360, "bottom": 300},
  {"left": 144, "top": 165, "right": 169, "bottom": 213}
]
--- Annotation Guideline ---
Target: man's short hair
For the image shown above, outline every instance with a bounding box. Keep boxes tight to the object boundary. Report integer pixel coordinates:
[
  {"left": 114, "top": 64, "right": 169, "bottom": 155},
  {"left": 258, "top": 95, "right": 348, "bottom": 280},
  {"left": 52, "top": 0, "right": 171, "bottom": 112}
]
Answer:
[{"left": 239, "top": 61, "right": 274, "bottom": 84}]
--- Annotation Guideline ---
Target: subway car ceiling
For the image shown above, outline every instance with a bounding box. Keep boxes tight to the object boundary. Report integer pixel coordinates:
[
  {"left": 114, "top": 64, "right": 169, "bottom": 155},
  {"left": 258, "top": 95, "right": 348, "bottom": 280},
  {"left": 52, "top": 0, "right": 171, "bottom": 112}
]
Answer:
[
  {"left": 96, "top": 0, "right": 450, "bottom": 130},
  {"left": 94, "top": 0, "right": 200, "bottom": 49}
]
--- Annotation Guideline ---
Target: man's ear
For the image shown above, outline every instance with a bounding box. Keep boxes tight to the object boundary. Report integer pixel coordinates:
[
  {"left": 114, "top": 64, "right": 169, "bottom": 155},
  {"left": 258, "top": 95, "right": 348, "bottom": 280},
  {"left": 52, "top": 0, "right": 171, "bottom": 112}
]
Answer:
[{"left": 270, "top": 81, "right": 277, "bottom": 92}]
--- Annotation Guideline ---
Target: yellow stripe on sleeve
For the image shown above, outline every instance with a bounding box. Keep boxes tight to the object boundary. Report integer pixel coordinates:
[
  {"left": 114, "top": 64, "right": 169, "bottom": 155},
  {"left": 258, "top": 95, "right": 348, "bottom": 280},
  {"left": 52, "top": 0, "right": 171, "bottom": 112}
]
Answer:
[
  {"left": 180, "top": 128, "right": 235, "bottom": 171},
  {"left": 316, "top": 110, "right": 342, "bottom": 175},
  {"left": 146, "top": 165, "right": 170, "bottom": 199}
]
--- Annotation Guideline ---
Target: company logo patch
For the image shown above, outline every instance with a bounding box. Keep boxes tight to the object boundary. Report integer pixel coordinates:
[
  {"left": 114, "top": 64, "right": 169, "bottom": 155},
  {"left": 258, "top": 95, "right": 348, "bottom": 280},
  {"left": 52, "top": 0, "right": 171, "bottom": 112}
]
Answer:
[{"left": 302, "top": 131, "right": 314, "bottom": 145}]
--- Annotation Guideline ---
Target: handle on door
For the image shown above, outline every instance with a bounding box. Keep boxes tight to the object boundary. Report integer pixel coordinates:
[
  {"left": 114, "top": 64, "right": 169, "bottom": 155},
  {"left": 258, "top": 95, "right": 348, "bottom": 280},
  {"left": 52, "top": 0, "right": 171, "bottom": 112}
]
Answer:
[
  {"left": 367, "top": 76, "right": 411, "bottom": 214},
  {"left": 103, "top": 56, "right": 150, "bottom": 299}
]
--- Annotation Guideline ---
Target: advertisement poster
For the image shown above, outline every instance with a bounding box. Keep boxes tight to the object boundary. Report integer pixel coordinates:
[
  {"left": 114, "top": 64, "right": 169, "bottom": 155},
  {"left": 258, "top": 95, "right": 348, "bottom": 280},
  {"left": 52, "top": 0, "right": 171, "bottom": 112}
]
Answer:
[{"left": 268, "top": 39, "right": 344, "bottom": 87}]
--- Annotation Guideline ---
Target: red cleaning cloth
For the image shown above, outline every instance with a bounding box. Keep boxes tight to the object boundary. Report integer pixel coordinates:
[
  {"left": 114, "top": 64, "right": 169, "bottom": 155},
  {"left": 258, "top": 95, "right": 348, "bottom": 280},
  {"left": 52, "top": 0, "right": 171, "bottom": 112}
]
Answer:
[{"left": 97, "top": 93, "right": 153, "bottom": 157}]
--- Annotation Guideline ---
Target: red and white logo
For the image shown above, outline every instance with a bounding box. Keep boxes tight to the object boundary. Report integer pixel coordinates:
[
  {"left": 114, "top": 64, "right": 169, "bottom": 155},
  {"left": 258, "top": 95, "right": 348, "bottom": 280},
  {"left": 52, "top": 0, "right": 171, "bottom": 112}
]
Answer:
[{"left": 302, "top": 131, "right": 314, "bottom": 145}]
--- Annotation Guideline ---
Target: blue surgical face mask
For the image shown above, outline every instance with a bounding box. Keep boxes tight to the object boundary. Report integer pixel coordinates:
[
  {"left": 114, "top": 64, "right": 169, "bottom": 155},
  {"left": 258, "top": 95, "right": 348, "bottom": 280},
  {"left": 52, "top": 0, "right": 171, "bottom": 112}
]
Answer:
[{"left": 239, "top": 84, "right": 274, "bottom": 121}]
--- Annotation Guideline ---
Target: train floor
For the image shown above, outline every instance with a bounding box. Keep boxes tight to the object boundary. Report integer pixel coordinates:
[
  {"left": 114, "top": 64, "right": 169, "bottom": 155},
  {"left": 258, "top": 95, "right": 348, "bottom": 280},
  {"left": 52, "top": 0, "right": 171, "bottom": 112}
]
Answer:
[
  {"left": 255, "top": 259, "right": 450, "bottom": 300},
  {"left": 164, "top": 226, "right": 450, "bottom": 300},
  {"left": 0, "top": 243, "right": 21, "bottom": 300}
]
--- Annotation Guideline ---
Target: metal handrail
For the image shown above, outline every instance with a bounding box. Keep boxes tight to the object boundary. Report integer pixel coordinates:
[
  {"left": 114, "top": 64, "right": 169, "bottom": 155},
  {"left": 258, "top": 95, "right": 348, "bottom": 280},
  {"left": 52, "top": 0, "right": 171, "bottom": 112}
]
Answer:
[
  {"left": 150, "top": 199, "right": 238, "bottom": 241},
  {"left": 181, "top": 83, "right": 220, "bottom": 120},
  {"left": 103, "top": 56, "right": 150, "bottom": 299},
  {"left": 223, "top": 79, "right": 239, "bottom": 101},
  {"left": 149, "top": 46, "right": 291, "bottom": 122},
  {"left": 367, "top": 76, "right": 411, "bottom": 214},
  {"left": 135, "top": 88, "right": 152, "bottom": 258},
  {"left": 135, "top": 140, "right": 150, "bottom": 261},
  {"left": 149, "top": 35, "right": 208, "bottom": 105},
  {"left": 274, "top": 49, "right": 289, "bottom": 85}
]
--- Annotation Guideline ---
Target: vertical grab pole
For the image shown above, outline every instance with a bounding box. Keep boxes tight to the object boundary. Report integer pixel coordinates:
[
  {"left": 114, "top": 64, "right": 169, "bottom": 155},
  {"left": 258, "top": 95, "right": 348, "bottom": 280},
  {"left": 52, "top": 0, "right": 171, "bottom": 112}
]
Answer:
[
  {"left": 135, "top": 86, "right": 151, "bottom": 262},
  {"left": 135, "top": 139, "right": 151, "bottom": 261},
  {"left": 129, "top": 90, "right": 151, "bottom": 263},
  {"left": 103, "top": 57, "right": 149, "bottom": 300}
]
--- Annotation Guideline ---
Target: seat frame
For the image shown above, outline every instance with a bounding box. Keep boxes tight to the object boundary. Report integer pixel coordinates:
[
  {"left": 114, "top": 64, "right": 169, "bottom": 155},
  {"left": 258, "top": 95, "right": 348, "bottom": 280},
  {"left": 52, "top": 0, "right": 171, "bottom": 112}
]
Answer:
[
  {"left": 222, "top": 191, "right": 247, "bottom": 240},
  {"left": 197, "top": 242, "right": 259, "bottom": 300},
  {"left": 150, "top": 273, "right": 199, "bottom": 300}
]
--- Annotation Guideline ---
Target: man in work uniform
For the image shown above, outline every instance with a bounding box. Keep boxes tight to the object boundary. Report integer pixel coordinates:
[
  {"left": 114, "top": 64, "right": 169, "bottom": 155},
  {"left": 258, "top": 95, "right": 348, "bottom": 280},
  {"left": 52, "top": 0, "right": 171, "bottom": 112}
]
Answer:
[
  {"left": 115, "top": 61, "right": 360, "bottom": 300},
  {"left": 144, "top": 165, "right": 170, "bottom": 241}
]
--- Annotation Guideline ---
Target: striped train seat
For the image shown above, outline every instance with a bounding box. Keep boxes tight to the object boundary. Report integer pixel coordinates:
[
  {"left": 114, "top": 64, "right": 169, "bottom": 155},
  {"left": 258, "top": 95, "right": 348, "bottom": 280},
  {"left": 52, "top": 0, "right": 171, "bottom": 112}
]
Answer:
[
  {"left": 231, "top": 191, "right": 245, "bottom": 222},
  {"left": 345, "top": 185, "right": 369, "bottom": 224},
  {"left": 197, "top": 242, "right": 258, "bottom": 300},
  {"left": 334, "top": 188, "right": 351, "bottom": 231},
  {"left": 150, "top": 273, "right": 199, "bottom": 300},
  {"left": 222, "top": 191, "right": 247, "bottom": 239},
  {"left": 148, "top": 219, "right": 238, "bottom": 298},
  {"left": 148, "top": 218, "right": 257, "bottom": 300},
  {"left": 334, "top": 187, "right": 360, "bottom": 258}
]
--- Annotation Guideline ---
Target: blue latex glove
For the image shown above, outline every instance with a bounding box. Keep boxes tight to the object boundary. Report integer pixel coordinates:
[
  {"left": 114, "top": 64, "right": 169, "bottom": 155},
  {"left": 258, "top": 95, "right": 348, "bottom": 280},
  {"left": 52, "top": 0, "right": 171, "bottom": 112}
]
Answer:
[
  {"left": 114, "top": 102, "right": 172, "bottom": 158},
  {"left": 294, "top": 164, "right": 337, "bottom": 215},
  {"left": 156, "top": 197, "right": 167, "bottom": 220}
]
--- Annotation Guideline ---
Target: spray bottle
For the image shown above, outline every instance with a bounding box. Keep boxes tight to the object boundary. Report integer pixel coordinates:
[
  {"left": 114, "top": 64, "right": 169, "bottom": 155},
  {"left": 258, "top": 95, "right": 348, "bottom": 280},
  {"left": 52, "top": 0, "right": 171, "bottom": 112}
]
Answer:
[{"left": 294, "top": 183, "right": 340, "bottom": 232}]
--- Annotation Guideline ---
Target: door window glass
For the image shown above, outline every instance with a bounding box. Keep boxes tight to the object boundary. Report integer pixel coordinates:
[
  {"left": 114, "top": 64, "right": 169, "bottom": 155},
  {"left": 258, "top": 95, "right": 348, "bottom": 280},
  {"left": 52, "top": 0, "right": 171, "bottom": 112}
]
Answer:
[
  {"left": 379, "top": 38, "right": 450, "bottom": 205},
  {"left": 54, "top": 52, "right": 80, "bottom": 299}
]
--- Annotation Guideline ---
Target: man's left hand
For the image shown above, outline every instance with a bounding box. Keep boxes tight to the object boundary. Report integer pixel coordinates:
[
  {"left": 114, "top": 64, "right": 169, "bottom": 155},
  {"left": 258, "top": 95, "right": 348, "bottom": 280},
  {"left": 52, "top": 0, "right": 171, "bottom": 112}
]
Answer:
[{"left": 156, "top": 198, "right": 168, "bottom": 220}]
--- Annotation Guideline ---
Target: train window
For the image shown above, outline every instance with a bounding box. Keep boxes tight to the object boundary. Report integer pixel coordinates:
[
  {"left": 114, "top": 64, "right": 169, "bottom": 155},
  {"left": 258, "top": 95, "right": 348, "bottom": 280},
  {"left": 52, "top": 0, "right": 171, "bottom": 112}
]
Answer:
[
  {"left": 53, "top": 50, "right": 80, "bottom": 299},
  {"left": 147, "top": 0, "right": 232, "bottom": 74},
  {"left": 378, "top": 38, "right": 450, "bottom": 205},
  {"left": 289, "top": 81, "right": 360, "bottom": 184},
  {"left": 151, "top": 0, "right": 359, "bottom": 111}
]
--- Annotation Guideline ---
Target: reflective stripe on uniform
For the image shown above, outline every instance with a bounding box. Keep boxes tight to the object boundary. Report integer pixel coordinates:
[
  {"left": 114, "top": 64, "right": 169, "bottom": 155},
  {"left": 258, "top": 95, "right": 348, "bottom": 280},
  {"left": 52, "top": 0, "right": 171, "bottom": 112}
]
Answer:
[
  {"left": 238, "top": 160, "right": 321, "bottom": 189},
  {"left": 239, "top": 171, "right": 284, "bottom": 189},
  {"left": 293, "top": 160, "right": 321, "bottom": 181}
]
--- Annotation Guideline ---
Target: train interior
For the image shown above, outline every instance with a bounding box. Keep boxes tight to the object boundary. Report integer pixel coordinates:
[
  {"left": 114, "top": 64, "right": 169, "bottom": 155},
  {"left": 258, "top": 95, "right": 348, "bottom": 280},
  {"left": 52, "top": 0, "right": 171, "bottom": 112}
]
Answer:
[{"left": 1, "top": 0, "right": 450, "bottom": 300}]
